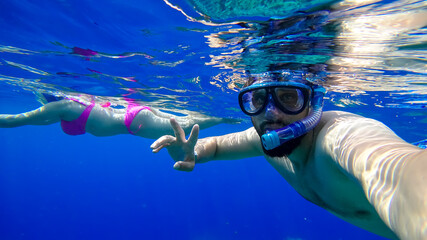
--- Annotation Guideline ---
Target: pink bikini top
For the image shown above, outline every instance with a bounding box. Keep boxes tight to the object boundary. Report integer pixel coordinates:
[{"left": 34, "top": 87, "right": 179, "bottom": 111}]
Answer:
[
  {"left": 61, "top": 99, "right": 151, "bottom": 136},
  {"left": 124, "top": 104, "right": 151, "bottom": 135}
]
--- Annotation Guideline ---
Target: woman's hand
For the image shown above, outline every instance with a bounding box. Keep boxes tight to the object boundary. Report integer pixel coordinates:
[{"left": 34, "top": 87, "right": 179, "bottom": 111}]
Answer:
[{"left": 150, "top": 118, "right": 199, "bottom": 171}]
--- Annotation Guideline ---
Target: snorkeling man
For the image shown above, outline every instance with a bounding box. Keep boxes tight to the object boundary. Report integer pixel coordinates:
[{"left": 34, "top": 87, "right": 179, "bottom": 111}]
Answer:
[{"left": 151, "top": 72, "right": 426, "bottom": 240}]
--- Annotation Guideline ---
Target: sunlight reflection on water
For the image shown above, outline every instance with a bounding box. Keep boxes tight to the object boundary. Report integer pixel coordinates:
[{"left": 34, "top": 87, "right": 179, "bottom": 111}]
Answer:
[{"left": 0, "top": 0, "right": 426, "bottom": 117}]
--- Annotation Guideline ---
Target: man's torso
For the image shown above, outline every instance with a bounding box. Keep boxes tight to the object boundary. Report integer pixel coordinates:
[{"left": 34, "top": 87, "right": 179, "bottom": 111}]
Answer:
[{"left": 262, "top": 111, "right": 397, "bottom": 239}]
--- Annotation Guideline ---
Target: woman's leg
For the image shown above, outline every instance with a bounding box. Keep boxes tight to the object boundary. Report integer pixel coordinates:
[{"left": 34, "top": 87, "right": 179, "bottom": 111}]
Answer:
[{"left": 0, "top": 101, "right": 67, "bottom": 128}]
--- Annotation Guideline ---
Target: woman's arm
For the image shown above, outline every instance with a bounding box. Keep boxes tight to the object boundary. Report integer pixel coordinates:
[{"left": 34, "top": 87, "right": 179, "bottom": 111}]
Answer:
[
  {"left": 319, "top": 112, "right": 427, "bottom": 239},
  {"left": 151, "top": 108, "right": 240, "bottom": 133},
  {"left": 134, "top": 108, "right": 239, "bottom": 139}
]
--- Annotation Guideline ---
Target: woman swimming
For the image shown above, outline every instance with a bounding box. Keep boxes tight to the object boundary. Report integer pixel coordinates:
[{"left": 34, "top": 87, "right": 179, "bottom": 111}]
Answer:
[{"left": 0, "top": 93, "right": 239, "bottom": 139}]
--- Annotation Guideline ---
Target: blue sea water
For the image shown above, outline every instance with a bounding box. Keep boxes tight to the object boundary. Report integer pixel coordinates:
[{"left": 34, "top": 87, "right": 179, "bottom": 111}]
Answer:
[{"left": 0, "top": 0, "right": 426, "bottom": 240}]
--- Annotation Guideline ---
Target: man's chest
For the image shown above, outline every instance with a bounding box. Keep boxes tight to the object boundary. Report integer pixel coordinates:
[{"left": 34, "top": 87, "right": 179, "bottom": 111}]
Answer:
[{"left": 265, "top": 154, "right": 378, "bottom": 218}]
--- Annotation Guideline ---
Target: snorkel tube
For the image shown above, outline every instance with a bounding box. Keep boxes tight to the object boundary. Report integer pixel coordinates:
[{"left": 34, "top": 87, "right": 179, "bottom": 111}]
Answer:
[{"left": 261, "top": 85, "right": 326, "bottom": 150}]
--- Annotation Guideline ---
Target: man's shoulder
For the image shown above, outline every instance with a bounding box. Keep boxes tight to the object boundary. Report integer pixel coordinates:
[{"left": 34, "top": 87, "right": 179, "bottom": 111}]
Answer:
[
  {"left": 316, "top": 111, "right": 389, "bottom": 141},
  {"left": 321, "top": 110, "right": 360, "bottom": 121},
  {"left": 316, "top": 111, "right": 359, "bottom": 132},
  {"left": 319, "top": 110, "right": 385, "bottom": 128},
  {"left": 315, "top": 110, "right": 398, "bottom": 150}
]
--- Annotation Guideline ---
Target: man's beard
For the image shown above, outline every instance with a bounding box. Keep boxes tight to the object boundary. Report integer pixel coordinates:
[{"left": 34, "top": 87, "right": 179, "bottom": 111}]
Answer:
[{"left": 261, "top": 133, "right": 306, "bottom": 157}]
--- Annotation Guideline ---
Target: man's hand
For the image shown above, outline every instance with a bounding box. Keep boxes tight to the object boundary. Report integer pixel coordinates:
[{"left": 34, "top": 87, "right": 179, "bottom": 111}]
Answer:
[{"left": 150, "top": 118, "right": 199, "bottom": 171}]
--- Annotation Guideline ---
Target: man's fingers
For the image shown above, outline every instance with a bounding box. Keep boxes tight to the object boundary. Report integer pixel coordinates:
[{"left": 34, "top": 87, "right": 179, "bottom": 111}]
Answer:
[
  {"left": 150, "top": 135, "right": 175, "bottom": 152},
  {"left": 170, "top": 118, "right": 186, "bottom": 142},
  {"left": 151, "top": 145, "right": 167, "bottom": 153},
  {"left": 154, "top": 119, "right": 199, "bottom": 171},
  {"left": 187, "top": 124, "right": 199, "bottom": 147},
  {"left": 173, "top": 161, "right": 195, "bottom": 172}
]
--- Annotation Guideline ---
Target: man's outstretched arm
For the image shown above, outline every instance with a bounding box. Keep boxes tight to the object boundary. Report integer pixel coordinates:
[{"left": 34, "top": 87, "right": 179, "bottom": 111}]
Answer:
[
  {"left": 151, "top": 118, "right": 262, "bottom": 171},
  {"left": 319, "top": 112, "right": 427, "bottom": 239}
]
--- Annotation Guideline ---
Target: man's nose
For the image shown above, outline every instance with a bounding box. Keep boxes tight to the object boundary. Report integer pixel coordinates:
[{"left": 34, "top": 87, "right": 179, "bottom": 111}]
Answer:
[{"left": 264, "top": 95, "right": 280, "bottom": 117}]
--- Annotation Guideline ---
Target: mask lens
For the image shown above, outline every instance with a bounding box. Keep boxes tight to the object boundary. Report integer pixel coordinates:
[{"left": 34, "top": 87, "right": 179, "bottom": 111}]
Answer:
[
  {"left": 274, "top": 87, "right": 305, "bottom": 113},
  {"left": 241, "top": 88, "right": 267, "bottom": 114}
]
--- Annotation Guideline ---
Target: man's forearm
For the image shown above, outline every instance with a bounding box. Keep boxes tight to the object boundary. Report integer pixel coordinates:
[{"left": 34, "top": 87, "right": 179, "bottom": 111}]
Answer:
[
  {"left": 388, "top": 150, "right": 427, "bottom": 240},
  {"left": 194, "top": 137, "right": 218, "bottom": 163},
  {"left": 194, "top": 127, "right": 262, "bottom": 163}
]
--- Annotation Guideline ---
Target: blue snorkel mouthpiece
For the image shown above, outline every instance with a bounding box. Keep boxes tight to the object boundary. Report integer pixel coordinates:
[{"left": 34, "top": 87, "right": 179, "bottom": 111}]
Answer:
[{"left": 261, "top": 86, "right": 326, "bottom": 150}]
